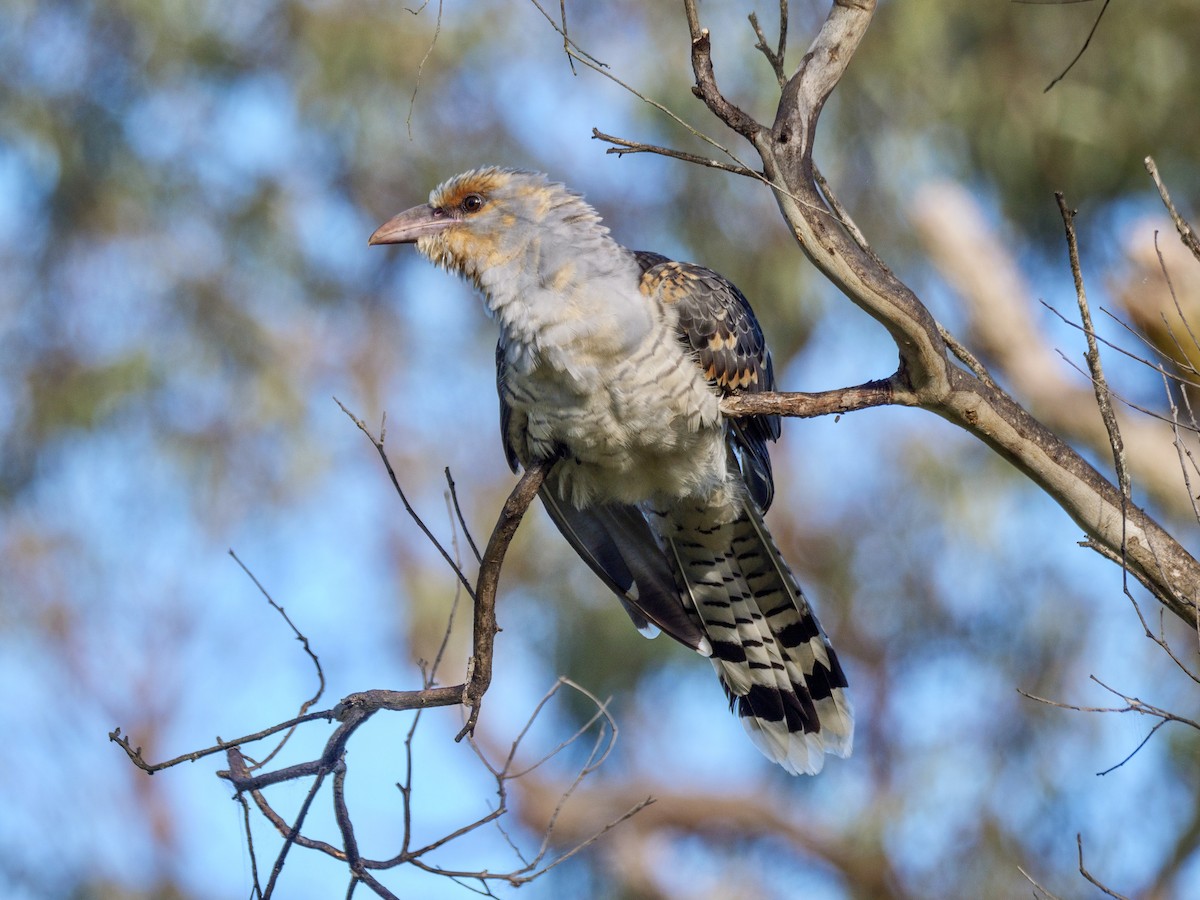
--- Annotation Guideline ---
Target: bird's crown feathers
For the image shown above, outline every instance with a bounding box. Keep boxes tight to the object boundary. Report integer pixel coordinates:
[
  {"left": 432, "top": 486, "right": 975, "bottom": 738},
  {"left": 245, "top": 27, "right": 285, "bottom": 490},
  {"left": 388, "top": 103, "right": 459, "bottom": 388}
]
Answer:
[
  {"left": 415, "top": 167, "right": 615, "bottom": 296},
  {"left": 428, "top": 167, "right": 605, "bottom": 234}
]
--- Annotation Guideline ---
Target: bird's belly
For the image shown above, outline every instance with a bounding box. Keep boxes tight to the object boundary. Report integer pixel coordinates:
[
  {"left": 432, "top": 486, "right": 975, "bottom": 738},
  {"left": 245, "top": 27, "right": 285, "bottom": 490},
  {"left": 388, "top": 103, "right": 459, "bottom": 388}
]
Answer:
[
  {"left": 551, "top": 415, "right": 727, "bottom": 507},
  {"left": 506, "top": 357, "right": 727, "bottom": 507}
]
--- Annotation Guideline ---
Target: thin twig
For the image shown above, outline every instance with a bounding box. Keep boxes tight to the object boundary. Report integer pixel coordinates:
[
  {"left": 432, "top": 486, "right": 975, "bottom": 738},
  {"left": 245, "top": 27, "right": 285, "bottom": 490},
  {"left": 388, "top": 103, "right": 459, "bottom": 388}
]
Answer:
[
  {"left": 1040, "top": 302, "right": 1200, "bottom": 429},
  {"left": 228, "top": 549, "right": 326, "bottom": 770},
  {"left": 534, "top": 0, "right": 771, "bottom": 188},
  {"left": 525, "top": 0, "right": 608, "bottom": 69},
  {"left": 238, "top": 792, "right": 264, "bottom": 899},
  {"left": 592, "top": 129, "right": 759, "bottom": 177},
  {"left": 558, "top": 0, "right": 575, "bottom": 75},
  {"left": 1077, "top": 833, "right": 1133, "bottom": 900},
  {"left": 109, "top": 709, "right": 334, "bottom": 774},
  {"left": 263, "top": 754, "right": 333, "bottom": 897},
  {"left": 812, "top": 163, "right": 891, "bottom": 273},
  {"left": 1041, "top": 0, "right": 1112, "bottom": 93},
  {"left": 335, "top": 399, "right": 477, "bottom": 600},
  {"left": 1017, "top": 865, "right": 1064, "bottom": 900},
  {"left": 405, "top": 0, "right": 444, "bottom": 140},
  {"left": 1164, "top": 371, "right": 1200, "bottom": 527},
  {"left": 748, "top": 1, "right": 788, "bottom": 86},
  {"left": 1153, "top": 228, "right": 1200, "bottom": 359},
  {"left": 1056, "top": 193, "right": 1130, "bottom": 503},
  {"left": 1096, "top": 720, "right": 1169, "bottom": 777},
  {"left": 939, "top": 323, "right": 999, "bottom": 389},
  {"left": 1100, "top": 304, "right": 1200, "bottom": 389},
  {"left": 445, "top": 467, "right": 482, "bottom": 563},
  {"left": 1025, "top": 673, "right": 1200, "bottom": 723},
  {"left": 1145, "top": 156, "right": 1200, "bottom": 262}
]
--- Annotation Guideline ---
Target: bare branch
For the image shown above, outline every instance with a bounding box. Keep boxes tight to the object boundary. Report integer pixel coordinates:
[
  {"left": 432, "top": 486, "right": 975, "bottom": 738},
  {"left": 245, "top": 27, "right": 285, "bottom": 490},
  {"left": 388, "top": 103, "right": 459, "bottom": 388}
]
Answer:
[
  {"left": 748, "top": 1, "right": 788, "bottom": 86},
  {"left": 592, "top": 128, "right": 759, "bottom": 178},
  {"left": 1040, "top": 0, "right": 1113, "bottom": 93},
  {"left": 1146, "top": 156, "right": 1200, "bottom": 263},
  {"left": 683, "top": 0, "right": 764, "bottom": 139},
  {"left": 730, "top": 0, "right": 1200, "bottom": 625},
  {"left": 1078, "top": 833, "right": 1133, "bottom": 900},
  {"left": 336, "top": 399, "right": 478, "bottom": 601},
  {"left": 456, "top": 459, "right": 552, "bottom": 741},
  {"left": 720, "top": 378, "right": 914, "bottom": 420}
]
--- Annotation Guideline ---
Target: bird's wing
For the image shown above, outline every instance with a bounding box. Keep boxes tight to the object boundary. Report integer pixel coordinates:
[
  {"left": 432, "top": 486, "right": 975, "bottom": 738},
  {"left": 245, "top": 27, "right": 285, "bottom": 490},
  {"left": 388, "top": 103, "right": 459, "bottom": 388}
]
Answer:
[
  {"left": 496, "top": 338, "right": 521, "bottom": 473},
  {"left": 537, "top": 491, "right": 710, "bottom": 653},
  {"left": 495, "top": 335, "right": 710, "bottom": 653},
  {"left": 634, "top": 251, "right": 781, "bottom": 511}
]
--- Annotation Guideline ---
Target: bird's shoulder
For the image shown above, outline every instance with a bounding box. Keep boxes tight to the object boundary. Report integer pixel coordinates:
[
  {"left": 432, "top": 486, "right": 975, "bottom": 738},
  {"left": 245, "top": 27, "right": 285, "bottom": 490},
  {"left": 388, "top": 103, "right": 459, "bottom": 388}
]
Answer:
[{"left": 632, "top": 250, "right": 776, "bottom": 402}]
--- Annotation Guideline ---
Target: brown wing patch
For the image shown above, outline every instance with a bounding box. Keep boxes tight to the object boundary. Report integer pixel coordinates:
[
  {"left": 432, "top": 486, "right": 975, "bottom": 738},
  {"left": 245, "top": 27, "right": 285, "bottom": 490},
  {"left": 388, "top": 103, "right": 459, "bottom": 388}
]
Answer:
[
  {"left": 636, "top": 258, "right": 774, "bottom": 400},
  {"left": 639, "top": 260, "right": 695, "bottom": 306}
]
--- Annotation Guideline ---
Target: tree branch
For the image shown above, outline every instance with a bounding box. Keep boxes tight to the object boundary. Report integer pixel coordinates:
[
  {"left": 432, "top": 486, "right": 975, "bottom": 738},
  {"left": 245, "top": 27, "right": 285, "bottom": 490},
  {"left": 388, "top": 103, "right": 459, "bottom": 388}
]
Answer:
[
  {"left": 457, "top": 459, "right": 551, "bottom": 740},
  {"left": 680, "top": 0, "right": 1200, "bottom": 624},
  {"left": 720, "top": 378, "right": 913, "bottom": 420},
  {"left": 911, "top": 180, "right": 1193, "bottom": 516},
  {"left": 683, "top": 0, "right": 764, "bottom": 140},
  {"left": 591, "top": 128, "right": 759, "bottom": 178},
  {"left": 1146, "top": 155, "right": 1200, "bottom": 263},
  {"left": 1056, "top": 191, "right": 1130, "bottom": 505}
]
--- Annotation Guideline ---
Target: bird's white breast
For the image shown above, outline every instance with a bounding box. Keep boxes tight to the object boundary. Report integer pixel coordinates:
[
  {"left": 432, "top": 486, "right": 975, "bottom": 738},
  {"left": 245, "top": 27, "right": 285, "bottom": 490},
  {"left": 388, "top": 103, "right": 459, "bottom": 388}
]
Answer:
[{"left": 498, "top": 276, "right": 729, "bottom": 509}]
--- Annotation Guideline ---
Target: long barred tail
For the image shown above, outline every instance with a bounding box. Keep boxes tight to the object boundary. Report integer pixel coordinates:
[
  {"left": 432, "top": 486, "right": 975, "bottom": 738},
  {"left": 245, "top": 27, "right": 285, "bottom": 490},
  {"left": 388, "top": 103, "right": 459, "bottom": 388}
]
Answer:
[{"left": 657, "top": 497, "right": 854, "bottom": 775}]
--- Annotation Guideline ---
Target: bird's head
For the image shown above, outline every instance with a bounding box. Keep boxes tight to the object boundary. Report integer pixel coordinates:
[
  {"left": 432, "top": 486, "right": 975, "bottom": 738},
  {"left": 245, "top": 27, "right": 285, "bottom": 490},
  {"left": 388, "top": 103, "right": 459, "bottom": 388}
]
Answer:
[{"left": 369, "top": 167, "right": 610, "bottom": 295}]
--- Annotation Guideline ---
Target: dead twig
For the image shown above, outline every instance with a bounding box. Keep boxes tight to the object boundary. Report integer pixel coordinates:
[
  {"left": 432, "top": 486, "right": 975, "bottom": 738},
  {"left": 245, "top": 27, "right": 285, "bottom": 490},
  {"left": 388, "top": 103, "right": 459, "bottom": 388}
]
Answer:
[
  {"left": 1019, "top": 675, "right": 1200, "bottom": 776},
  {"left": 1077, "top": 833, "right": 1133, "bottom": 900},
  {"left": 1145, "top": 156, "right": 1200, "bottom": 262},
  {"left": 1022, "top": 0, "right": 1113, "bottom": 93},
  {"left": 748, "top": 1, "right": 788, "bottom": 86},
  {"left": 1056, "top": 193, "right": 1131, "bottom": 505},
  {"left": 336, "top": 398, "right": 477, "bottom": 599},
  {"left": 592, "top": 129, "right": 759, "bottom": 178}
]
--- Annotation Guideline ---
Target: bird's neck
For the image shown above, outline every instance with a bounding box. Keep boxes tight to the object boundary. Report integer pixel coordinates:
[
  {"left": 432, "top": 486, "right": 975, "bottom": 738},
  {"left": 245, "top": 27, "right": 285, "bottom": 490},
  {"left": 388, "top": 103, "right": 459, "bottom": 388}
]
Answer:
[{"left": 479, "top": 232, "right": 653, "bottom": 366}]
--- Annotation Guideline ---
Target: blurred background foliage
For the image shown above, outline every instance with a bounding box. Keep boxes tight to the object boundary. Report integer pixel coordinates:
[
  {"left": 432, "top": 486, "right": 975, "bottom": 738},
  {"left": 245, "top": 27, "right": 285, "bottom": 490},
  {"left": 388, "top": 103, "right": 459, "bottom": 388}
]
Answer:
[{"left": 1, "top": 1, "right": 1198, "bottom": 898}]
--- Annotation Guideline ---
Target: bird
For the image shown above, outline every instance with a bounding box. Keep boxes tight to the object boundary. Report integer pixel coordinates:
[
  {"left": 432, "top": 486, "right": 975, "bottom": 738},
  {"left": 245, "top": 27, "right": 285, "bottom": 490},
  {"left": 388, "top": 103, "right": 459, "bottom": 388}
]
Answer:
[{"left": 369, "top": 167, "right": 852, "bottom": 774}]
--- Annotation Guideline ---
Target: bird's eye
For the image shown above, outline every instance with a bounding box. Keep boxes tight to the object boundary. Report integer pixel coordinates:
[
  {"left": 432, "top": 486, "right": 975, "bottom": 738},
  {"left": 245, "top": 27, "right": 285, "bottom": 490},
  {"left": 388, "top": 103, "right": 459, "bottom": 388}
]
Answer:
[{"left": 460, "top": 193, "right": 485, "bottom": 213}]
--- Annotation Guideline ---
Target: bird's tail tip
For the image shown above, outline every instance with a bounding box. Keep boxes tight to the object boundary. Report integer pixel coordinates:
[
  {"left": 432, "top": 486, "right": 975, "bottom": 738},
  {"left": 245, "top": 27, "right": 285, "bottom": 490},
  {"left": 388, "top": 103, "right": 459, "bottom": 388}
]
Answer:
[{"left": 741, "top": 688, "right": 854, "bottom": 775}]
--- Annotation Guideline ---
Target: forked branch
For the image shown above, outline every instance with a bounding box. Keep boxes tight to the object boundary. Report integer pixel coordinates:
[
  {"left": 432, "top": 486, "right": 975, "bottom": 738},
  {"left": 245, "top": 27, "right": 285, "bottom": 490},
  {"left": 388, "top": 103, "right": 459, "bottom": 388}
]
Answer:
[
  {"left": 111, "top": 412, "right": 594, "bottom": 897},
  {"left": 677, "top": 0, "right": 1199, "bottom": 624}
]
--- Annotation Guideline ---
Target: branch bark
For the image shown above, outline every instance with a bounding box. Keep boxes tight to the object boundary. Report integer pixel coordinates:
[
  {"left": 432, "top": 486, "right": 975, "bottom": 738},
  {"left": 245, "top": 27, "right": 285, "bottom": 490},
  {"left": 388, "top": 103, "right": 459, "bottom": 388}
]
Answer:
[{"left": 457, "top": 459, "right": 551, "bottom": 740}]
